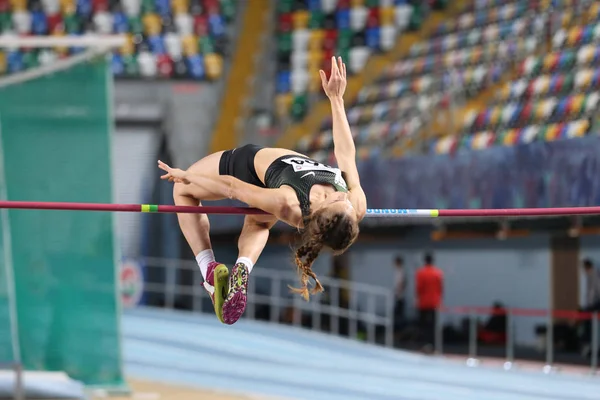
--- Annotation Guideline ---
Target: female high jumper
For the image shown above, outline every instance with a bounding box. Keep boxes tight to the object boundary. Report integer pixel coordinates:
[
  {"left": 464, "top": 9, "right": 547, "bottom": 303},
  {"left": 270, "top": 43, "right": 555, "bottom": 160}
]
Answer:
[{"left": 158, "top": 56, "right": 366, "bottom": 325}]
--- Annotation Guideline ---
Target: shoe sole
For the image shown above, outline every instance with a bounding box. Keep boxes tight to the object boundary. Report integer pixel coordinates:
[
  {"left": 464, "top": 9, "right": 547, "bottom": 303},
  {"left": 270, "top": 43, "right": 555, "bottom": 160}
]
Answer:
[
  {"left": 212, "top": 264, "right": 230, "bottom": 324},
  {"left": 222, "top": 263, "right": 248, "bottom": 325}
]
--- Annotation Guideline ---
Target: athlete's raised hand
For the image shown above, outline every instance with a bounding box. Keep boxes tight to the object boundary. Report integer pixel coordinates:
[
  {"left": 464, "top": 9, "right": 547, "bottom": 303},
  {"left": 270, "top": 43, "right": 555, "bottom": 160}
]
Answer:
[
  {"left": 158, "top": 160, "right": 189, "bottom": 184},
  {"left": 319, "top": 56, "right": 346, "bottom": 100}
]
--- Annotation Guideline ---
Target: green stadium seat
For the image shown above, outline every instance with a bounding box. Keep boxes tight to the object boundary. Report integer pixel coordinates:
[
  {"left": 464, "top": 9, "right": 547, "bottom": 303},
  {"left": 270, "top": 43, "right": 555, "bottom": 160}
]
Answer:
[
  {"left": 199, "top": 35, "right": 214, "bottom": 54},
  {"left": 290, "top": 93, "right": 308, "bottom": 121},
  {"left": 277, "top": 0, "right": 294, "bottom": 14},
  {"left": 308, "top": 10, "right": 324, "bottom": 29},
  {"left": 278, "top": 32, "right": 293, "bottom": 55}
]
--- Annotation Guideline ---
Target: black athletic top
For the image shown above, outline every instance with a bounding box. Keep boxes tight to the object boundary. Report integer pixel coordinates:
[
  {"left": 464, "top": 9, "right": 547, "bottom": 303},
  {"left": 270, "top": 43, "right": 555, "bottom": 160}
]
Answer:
[{"left": 264, "top": 155, "right": 349, "bottom": 216}]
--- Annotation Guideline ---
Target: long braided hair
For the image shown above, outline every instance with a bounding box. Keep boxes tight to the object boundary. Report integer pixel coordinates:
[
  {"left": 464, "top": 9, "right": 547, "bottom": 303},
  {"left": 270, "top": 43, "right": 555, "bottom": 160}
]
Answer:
[{"left": 290, "top": 207, "right": 360, "bottom": 300}]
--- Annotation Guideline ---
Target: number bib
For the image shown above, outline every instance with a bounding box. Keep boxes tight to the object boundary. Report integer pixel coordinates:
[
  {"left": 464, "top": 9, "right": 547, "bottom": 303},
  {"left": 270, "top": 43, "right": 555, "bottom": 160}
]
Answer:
[{"left": 281, "top": 157, "right": 348, "bottom": 190}]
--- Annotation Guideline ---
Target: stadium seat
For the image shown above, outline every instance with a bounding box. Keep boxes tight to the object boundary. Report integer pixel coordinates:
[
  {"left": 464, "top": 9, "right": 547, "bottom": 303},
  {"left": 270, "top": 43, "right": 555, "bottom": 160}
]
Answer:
[
  {"left": 0, "top": 0, "right": 237, "bottom": 80},
  {"left": 296, "top": 0, "right": 600, "bottom": 162},
  {"left": 276, "top": 0, "right": 438, "bottom": 122}
]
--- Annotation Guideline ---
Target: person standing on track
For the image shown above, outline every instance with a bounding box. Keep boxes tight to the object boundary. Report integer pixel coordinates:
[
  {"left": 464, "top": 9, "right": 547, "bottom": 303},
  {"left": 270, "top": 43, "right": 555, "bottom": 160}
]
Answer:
[{"left": 415, "top": 252, "right": 443, "bottom": 351}]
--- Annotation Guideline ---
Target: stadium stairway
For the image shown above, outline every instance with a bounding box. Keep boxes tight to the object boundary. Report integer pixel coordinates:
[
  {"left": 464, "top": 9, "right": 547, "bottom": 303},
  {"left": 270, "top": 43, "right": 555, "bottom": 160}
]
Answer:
[
  {"left": 275, "top": 0, "right": 468, "bottom": 151},
  {"left": 122, "top": 307, "right": 600, "bottom": 400},
  {"left": 210, "top": 0, "right": 272, "bottom": 153}
]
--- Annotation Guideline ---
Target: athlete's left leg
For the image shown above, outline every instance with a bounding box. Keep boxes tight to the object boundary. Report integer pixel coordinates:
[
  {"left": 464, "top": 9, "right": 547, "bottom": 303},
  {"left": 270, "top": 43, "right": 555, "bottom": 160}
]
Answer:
[{"left": 222, "top": 215, "right": 277, "bottom": 325}]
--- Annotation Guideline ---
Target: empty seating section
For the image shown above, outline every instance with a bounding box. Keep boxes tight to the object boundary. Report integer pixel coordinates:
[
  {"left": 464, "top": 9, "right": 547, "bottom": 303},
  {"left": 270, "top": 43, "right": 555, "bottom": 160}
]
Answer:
[
  {"left": 439, "top": 1, "right": 600, "bottom": 154},
  {"left": 275, "top": 0, "right": 445, "bottom": 122},
  {"left": 297, "top": 0, "right": 600, "bottom": 162},
  {"left": 0, "top": 0, "right": 236, "bottom": 80},
  {"left": 298, "top": 0, "right": 554, "bottom": 162}
]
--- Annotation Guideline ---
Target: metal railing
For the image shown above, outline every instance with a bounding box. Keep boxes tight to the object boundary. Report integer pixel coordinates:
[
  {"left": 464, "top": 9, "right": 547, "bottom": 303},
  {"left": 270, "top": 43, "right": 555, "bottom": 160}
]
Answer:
[
  {"left": 134, "top": 257, "right": 600, "bottom": 375},
  {"left": 138, "top": 257, "right": 395, "bottom": 347},
  {"left": 434, "top": 306, "right": 600, "bottom": 374}
]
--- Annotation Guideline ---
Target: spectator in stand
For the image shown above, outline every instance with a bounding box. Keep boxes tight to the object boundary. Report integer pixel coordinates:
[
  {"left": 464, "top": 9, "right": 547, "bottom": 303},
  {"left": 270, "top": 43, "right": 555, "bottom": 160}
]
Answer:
[
  {"left": 416, "top": 252, "right": 443, "bottom": 352},
  {"left": 393, "top": 256, "right": 407, "bottom": 326},
  {"left": 582, "top": 259, "right": 600, "bottom": 312},
  {"left": 478, "top": 301, "right": 507, "bottom": 345}
]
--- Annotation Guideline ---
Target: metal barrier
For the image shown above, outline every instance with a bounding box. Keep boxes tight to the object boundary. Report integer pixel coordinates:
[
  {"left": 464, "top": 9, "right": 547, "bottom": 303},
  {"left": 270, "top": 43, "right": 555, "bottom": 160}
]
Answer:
[
  {"left": 138, "top": 257, "right": 395, "bottom": 347},
  {"left": 134, "top": 257, "right": 600, "bottom": 374},
  {"left": 435, "top": 306, "right": 600, "bottom": 374}
]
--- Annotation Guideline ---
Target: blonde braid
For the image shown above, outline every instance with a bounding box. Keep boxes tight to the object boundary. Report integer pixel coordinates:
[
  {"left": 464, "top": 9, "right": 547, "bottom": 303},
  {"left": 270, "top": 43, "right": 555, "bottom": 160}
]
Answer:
[
  {"left": 291, "top": 239, "right": 324, "bottom": 301},
  {"left": 290, "top": 213, "right": 351, "bottom": 300}
]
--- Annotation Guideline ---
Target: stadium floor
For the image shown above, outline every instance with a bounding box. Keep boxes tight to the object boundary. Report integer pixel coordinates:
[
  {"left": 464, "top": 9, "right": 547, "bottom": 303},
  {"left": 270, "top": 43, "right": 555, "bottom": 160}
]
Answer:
[{"left": 122, "top": 308, "right": 600, "bottom": 400}]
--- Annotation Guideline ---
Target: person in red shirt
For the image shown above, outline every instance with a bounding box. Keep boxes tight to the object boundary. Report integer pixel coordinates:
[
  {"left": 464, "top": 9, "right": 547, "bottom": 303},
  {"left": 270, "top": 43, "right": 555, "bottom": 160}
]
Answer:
[{"left": 416, "top": 253, "right": 443, "bottom": 351}]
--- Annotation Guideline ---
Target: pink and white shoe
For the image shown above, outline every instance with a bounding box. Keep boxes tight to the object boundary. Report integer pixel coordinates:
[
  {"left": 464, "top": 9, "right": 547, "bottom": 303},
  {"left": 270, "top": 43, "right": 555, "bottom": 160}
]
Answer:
[
  {"left": 203, "top": 261, "right": 229, "bottom": 323},
  {"left": 222, "top": 262, "right": 249, "bottom": 325}
]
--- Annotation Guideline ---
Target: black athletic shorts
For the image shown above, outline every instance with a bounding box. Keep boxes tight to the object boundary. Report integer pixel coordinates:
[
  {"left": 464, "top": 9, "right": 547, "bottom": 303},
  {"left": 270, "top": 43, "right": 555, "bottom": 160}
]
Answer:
[{"left": 218, "top": 144, "right": 266, "bottom": 187}]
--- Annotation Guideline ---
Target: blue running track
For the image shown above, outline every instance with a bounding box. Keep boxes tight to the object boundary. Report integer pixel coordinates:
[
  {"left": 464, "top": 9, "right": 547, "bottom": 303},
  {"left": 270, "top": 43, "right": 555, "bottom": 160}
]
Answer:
[{"left": 123, "top": 308, "right": 600, "bottom": 400}]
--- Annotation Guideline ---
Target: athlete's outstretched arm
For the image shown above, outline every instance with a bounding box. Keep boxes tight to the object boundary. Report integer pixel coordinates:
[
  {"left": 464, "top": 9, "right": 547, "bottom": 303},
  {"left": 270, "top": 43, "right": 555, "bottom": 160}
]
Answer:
[
  {"left": 319, "top": 56, "right": 358, "bottom": 187},
  {"left": 158, "top": 161, "right": 303, "bottom": 226},
  {"left": 319, "top": 57, "right": 366, "bottom": 220}
]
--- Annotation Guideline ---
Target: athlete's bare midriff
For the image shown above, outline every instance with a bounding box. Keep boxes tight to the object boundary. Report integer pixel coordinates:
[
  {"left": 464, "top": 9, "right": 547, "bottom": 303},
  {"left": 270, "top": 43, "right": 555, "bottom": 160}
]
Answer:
[{"left": 183, "top": 147, "right": 326, "bottom": 209}]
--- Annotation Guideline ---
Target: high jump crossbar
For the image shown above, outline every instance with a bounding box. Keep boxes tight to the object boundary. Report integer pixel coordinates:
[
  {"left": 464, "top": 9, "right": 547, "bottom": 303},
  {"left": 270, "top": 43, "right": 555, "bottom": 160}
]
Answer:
[{"left": 0, "top": 201, "right": 599, "bottom": 218}]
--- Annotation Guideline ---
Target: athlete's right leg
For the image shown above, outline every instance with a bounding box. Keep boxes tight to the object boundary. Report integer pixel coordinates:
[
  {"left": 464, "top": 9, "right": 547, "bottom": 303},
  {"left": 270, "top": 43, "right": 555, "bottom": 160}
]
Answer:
[
  {"left": 222, "top": 215, "right": 277, "bottom": 325},
  {"left": 172, "top": 151, "right": 229, "bottom": 322}
]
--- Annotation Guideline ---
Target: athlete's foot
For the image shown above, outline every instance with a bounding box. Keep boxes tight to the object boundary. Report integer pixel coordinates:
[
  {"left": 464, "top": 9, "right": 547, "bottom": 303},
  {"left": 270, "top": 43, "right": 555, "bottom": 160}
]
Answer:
[
  {"left": 203, "top": 261, "right": 229, "bottom": 323},
  {"left": 222, "top": 262, "right": 249, "bottom": 325}
]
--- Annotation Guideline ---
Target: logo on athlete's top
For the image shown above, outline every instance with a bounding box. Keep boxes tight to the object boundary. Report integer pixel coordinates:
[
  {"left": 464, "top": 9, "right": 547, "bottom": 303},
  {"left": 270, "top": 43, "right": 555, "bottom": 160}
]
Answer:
[{"left": 282, "top": 157, "right": 348, "bottom": 189}]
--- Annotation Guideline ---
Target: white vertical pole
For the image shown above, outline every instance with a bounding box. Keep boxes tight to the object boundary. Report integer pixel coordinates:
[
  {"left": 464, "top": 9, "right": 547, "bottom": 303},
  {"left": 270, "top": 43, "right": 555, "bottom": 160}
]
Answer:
[
  {"left": 543, "top": 310, "right": 555, "bottom": 374},
  {"left": 504, "top": 310, "right": 515, "bottom": 370},
  {"left": 591, "top": 313, "right": 598, "bottom": 374},
  {"left": 466, "top": 311, "right": 480, "bottom": 367},
  {"left": 105, "top": 56, "right": 127, "bottom": 383},
  {"left": 385, "top": 291, "right": 394, "bottom": 348},
  {"left": 0, "top": 117, "right": 24, "bottom": 397}
]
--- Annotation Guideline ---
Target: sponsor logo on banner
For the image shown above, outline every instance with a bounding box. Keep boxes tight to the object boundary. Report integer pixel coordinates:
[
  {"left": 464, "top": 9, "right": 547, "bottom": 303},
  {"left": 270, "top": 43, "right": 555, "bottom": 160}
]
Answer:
[
  {"left": 368, "top": 209, "right": 417, "bottom": 214},
  {"left": 120, "top": 259, "right": 144, "bottom": 308}
]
